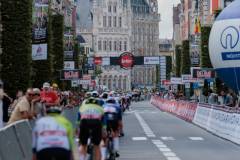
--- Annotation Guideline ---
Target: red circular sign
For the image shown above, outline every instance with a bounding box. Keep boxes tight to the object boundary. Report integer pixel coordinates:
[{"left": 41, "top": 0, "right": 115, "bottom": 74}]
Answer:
[
  {"left": 120, "top": 52, "right": 134, "bottom": 69},
  {"left": 94, "top": 57, "right": 102, "bottom": 65}
]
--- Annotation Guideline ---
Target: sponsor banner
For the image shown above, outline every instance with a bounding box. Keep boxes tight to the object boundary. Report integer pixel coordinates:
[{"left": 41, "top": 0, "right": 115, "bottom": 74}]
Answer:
[
  {"left": 64, "top": 29, "right": 74, "bottom": 59},
  {"left": 192, "top": 68, "right": 215, "bottom": 79},
  {"left": 79, "top": 79, "right": 91, "bottom": 85},
  {"left": 193, "top": 103, "right": 240, "bottom": 145},
  {"left": 71, "top": 80, "right": 79, "bottom": 87},
  {"left": 150, "top": 96, "right": 197, "bottom": 122},
  {"left": 82, "top": 74, "right": 91, "bottom": 80},
  {"left": 32, "top": 0, "right": 49, "bottom": 44},
  {"left": 64, "top": 61, "right": 75, "bottom": 70},
  {"left": 170, "top": 77, "right": 183, "bottom": 84},
  {"left": 190, "top": 44, "right": 200, "bottom": 66},
  {"left": 120, "top": 52, "right": 134, "bottom": 69},
  {"left": 144, "top": 57, "right": 160, "bottom": 65},
  {"left": 32, "top": 44, "right": 47, "bottom": 60},
  {"left": 60, "top": 70, "right": 81, "bottom": 80},
  {"left": 94, "top": 57, "right": 102, "bottom": 65},
  {"left": 102, "top": 57, "right": 110, "bottom": 66},
  {"left": 162, "top": 80, "right": 171, "bottom": 85},
  {"left": 88, "top": 57, "right": 94, "bottom": 65}
]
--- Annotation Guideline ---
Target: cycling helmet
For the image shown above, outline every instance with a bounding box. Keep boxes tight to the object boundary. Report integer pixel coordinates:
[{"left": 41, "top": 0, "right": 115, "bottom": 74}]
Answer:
[
  {"left": 85, "top": 98, "right": 99, "bottom": 105},
  {"left": 46, "top": 107, "right": 62, "bottom": 114},
  {"left": 101, "top": 92, "right": 108, "bottom": 99},
  {"left": 85, "top": 92, "right": 92, "bottom": 98},
  {"left": 106, "top": 98, "right": 116, "bottom": 104},
  {"left": 91, "top": 91, "right": 99, "bottom": 98}
]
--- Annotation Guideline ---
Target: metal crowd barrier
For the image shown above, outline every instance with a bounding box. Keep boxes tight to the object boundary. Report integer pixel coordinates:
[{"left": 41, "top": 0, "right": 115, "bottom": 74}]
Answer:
[{"left": 0, "top": 106, "right": 79, "bottom": 160}]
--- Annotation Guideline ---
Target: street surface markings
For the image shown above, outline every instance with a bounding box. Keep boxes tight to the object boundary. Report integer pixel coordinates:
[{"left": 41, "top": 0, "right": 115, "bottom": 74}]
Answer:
[
  {"left": 161, "top": 137, "right": 175, "bottom": 141},
  {"left": 152, "top": 139, "right": 181, "bottom": 160},
  {"left": 132, "top": 137, "right": 147, "bottom": 141},
  {"left": 189, "top": 137, "right": 204, "bottom": 141},
  {"left": 134, "top": 112, "right": 156, "bottom": 137}
]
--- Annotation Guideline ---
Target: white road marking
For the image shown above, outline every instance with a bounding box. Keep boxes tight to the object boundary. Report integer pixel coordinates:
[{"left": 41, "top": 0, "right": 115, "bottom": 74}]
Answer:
[
  {"left": 152, "top": 139, "right": 181, "bottom": 160},
  {"left": 189, "top": 137, "right": 204, "bottom": 141},
  {"left": 161, "top": 137, "right": 175, "bottom": 141},
  {"left": 167, "top": 157, "right": 181, "bottom": 160},
  {"left": 163, "top": 152, "right": 176, "bottom": 157},
  {"left": 134, "top": 112, "right": 156, "bottom": 137},
  {"left": 132, "top": 137, "right": 147, "bottom": 141}
]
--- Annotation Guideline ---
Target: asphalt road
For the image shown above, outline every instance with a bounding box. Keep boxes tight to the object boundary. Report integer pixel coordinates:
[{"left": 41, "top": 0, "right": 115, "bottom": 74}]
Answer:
[{"left": 119, "top": 101, "right": 240, "bottom": 160}]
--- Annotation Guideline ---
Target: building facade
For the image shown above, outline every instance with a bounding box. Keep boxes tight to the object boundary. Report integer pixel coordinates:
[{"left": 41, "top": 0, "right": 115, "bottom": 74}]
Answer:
[
  {"left": 130, "top": 0, "right": 160, "bottom": 88},
  {"left": 77, "top": 0, "right": 132, "bottom": 91}
]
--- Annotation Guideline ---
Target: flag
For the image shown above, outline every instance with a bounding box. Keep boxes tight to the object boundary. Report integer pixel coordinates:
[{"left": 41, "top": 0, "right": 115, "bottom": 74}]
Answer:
[{"left": 194, "top": 17, "right": 201, "bottom": 34}]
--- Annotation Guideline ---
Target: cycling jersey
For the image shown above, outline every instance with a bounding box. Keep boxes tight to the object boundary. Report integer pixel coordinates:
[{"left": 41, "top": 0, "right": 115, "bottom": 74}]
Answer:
[
  {"left": 32, "top": 114, "right": 74, "bottom": 153},
  {"left": 103, "top": 103, "right": 121, "bottom": 121},
  {"left": 79, "top": 103, "right": 104, "bottom": 120}
]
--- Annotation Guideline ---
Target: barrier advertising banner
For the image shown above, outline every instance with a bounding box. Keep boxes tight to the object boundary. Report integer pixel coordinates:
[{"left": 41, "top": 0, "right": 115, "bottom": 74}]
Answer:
[{"left": 32, "top": 0, "right": 49, "bottom": 60}]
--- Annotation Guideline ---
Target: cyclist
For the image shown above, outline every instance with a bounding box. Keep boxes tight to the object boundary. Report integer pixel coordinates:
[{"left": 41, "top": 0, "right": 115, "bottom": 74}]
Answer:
[
  {"left": 102, "top": 98, "right": 122, "bottom": 158},
  {"left": 32, "top": 107, "right": 74, "bottom": 160},
  {"left": 78, "top": 98, "right": 105, "bottom": 160}
]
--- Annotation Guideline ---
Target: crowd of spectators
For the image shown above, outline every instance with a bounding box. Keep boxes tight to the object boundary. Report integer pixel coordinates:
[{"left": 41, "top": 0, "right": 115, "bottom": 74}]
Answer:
[
  {"left": 0, "top": 81, "right": 85, "bottom": 129},
  {"left": 155, "top": 88, "right": 240, "bottom": 108}
]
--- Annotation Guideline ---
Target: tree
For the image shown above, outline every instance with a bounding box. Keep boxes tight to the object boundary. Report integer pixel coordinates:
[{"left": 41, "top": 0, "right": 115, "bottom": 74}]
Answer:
[
  {"left": 52, "top": 14, "right": 64, "bottom": 86},
  {"left": 175, "top": 45, "right": 182, "bottom": 77},
  {"left": 181, "top": 41, "right": 191, "bottom": 74},
  {"left": 32, "top": 7, "right": 53, "bottom": 88},
  {"left": 201, "top": 26, "right": 213, "bottom": 68},
  {"left": 1, "top": 0, "right": 32, "bottom": 96},
  {"left": 166, "top": 56, "right": 172, "bottom": 80}
]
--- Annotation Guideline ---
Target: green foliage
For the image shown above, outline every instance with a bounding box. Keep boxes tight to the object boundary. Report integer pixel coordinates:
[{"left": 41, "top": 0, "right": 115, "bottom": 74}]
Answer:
[
  {"left": 175, "top": 45, "right": 182, "bottom": 77},
  {"left": 32, "top": 8, "right": 53, "bottom": 88},
  {"left": 166, "top": 56, "right": 172, "bottom": 80},
  {"left": 201, "top": 26, "right": 213, "bottom": 68},
  {"left": 1, "top": 0, "right": 32, "bottom": 96},
  {"left": 52, "top": 14, "right": 64, "bottom": 86},
  {"left": 181, "top": 41, "right": 191, "bottom": 74},
  {"left": 74, "top": 41, "right": 80, "bottom": 69}
]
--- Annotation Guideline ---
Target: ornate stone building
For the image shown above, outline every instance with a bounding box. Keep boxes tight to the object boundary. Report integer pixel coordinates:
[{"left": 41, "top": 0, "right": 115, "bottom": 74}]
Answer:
[
  {"left": 130, "top": 0, "right": 160, "bottom": 88},
  {"left": 77, "top": 0, "right": 132, "bottom": 91}
]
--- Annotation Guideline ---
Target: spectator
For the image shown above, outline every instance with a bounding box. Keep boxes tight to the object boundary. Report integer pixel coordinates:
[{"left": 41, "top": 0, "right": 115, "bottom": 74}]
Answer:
[
  {"left": 225, "top": 91, "right": 234, "bottom": 107},
  {"left": 0, "top": 89, "right": 12, "bottom": 128},
  {"left": 10, "top": 90, "right": 24, "bottom": 110},
  {"left": 32, "top": 88, "right": 46, "bottom": 119},
  {"left": 40, "top": 82, "right": 60, "bottom": 108},
  {"left": 8, "top": 88, "right": 34, "bottom": 125}
]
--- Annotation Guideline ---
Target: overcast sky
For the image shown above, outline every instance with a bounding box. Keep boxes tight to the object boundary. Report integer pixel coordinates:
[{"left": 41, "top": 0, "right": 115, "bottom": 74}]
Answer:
[{"left": 158, "top": 0, "right": 180, "bottom": 39}]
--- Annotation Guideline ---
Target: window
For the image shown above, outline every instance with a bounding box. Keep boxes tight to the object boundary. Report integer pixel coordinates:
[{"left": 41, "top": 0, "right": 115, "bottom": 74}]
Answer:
[
  {"left": 108, "top": 5, "right": 112, "bottom": 12},
  {"left": 109, "top": 41, "right": 112, "bottom": 51},
  {"left": 114, "top": 41, "right": 117, "bottom": 51},
  {"left": 103, "top": 16, "right": 107, "bottom": 27},
  {"left": 103, "top": 41, "right": 107, "bottom": 51},
  {"left": 119, "top": 41, "right": 122, "bottom": 51},
  {"left": 98, "top": 40, "right": 102, "bottom": 51},
  {"left": 113, "top": 6, "right": 117, "bottom": 13},
  {"left": 119, "top": 17, "right": 122, "bottom": 27},
  {"left": 124, "top": 41, "right": 127, "bottom": 51},
  {"left": 108, "top": 16, "right": 112, "bottom": 27},
  {"left": 113, "top": 16, "right": 117, "bottom": 27}
]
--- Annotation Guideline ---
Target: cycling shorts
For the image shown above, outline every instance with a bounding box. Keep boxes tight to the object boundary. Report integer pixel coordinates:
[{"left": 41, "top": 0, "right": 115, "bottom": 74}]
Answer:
[
  {"left": 79, "top": 119, "right": 102, "bottom": 145},
  {"left": 106, "top": 119, "right": 119, "bottom": 132},
  {"left": 36, "top": 148, "right": 71, "bottom": 160}
]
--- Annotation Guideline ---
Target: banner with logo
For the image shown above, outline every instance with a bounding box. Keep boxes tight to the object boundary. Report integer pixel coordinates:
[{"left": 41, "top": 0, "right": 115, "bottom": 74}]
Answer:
[
  {"left": 192, "top": 68, "right": 215, "bottom": 79},
  {"left": 170, "top": 77, "right": 183, "bottom": 84},
  {"left": 64, "top": 61, "right": 75, "bottom": 70},
  {"left": 32, "top": 0, "right": 49, "bottom": 60},
  {"left": 60, "top": 70, "right": 81, "bottom": 80},
  {"left": 64, "top": 29, "right": 74, "bottom": 59},
  {"left": 32, "top": 44, "right": 48, "bottom": 60},
  {"left": 190, "top": 44, "right": 200, "bottom": 66},
  {"left": 144, "top": 57, "right": 160, "bottom": 65}
]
